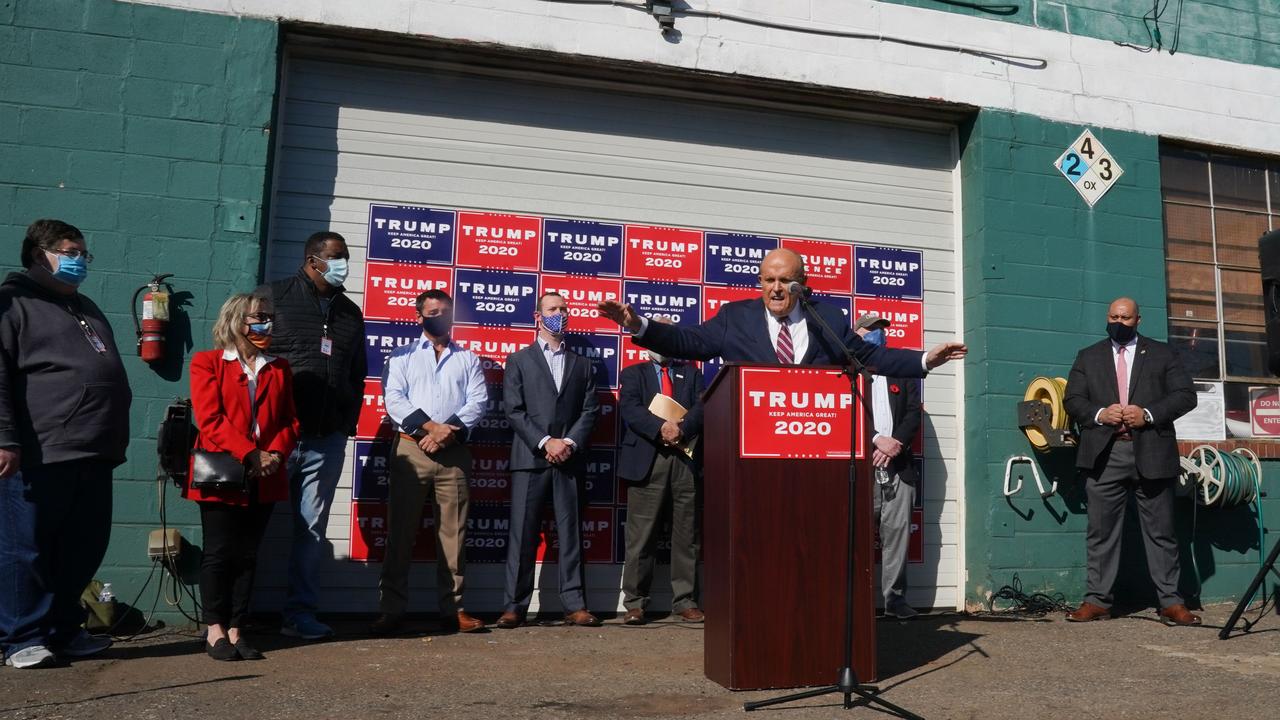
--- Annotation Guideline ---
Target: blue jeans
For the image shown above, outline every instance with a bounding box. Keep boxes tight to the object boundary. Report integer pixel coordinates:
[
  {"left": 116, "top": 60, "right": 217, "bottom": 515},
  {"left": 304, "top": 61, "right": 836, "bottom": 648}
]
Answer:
[
  {"left": 0, "top": 460, "right": 113, "bottom": 658},
  {"left": 283, "top": 432, "right": 348, "bottom": 620}
]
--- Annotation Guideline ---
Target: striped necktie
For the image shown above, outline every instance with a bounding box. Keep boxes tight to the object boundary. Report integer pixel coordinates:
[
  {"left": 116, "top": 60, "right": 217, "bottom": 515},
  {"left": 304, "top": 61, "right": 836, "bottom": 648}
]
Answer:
[{"left": 776, "top": 317, "right": 794, "bottom": 364}]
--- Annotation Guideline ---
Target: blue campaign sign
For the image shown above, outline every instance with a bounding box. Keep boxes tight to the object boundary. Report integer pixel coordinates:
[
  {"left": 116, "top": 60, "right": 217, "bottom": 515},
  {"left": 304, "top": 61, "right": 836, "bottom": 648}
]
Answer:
[
  {"left": 622, "top": 280, "right": 701, "bottom": 327},
  {"left": 854, "top": 246, "right": 923, "bottom": 299},
  {"left": 704, "top": 232, "right": 777, "bottom": 286},
  {"left": 543, "top": 218, "right": 624, "bottom": 276},
  {"left": 566, "top": 333, "right": 621, "bottom": 389},
  {"left": 469, "top": 383, "right": 514, "bottom": 446},
  {"left": 813, "top": 293, "right": 853, "bottom": 324},
  {"left": 584, "top": 448, "right": 617, "bottom": 506},
  {"left": 367, "top": 204, "right": 457, "bottom": 264},
  {"left": 364, "top": 320, "right": 424, "bottom": 380},
  {"left": 353, "top": 440, "right": 393, "bottom": 501},
  {"left": 453, "top": 268, "right": 539, "bottom": 327},
  {"left": 702, "top": 357, "right": 722, "bottom": 387}
]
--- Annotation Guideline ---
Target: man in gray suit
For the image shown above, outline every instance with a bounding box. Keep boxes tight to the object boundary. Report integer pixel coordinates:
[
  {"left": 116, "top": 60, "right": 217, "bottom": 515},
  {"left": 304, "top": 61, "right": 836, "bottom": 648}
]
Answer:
[
  {"left": 1062, "top": 297, "right": 1199, "bottom": 626},
  {"left": 498, "top": 292, "right": 601, "bottom": 628}
]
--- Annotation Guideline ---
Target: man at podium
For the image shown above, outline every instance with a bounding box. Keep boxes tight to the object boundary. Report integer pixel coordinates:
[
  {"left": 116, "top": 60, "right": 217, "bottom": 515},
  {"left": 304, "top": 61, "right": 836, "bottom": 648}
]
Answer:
[{"left": 599, "top": 248, "right": 963, "bottom": 374}]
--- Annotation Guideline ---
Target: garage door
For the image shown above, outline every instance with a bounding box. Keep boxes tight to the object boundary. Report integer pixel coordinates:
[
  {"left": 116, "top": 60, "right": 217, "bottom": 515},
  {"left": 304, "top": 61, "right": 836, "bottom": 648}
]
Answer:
[{"left": 258, "top": 49, "right": 964, "bottom": 614}]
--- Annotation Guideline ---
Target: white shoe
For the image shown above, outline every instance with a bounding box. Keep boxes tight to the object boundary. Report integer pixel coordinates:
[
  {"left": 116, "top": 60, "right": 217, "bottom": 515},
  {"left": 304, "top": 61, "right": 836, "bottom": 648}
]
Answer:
[
  {"left": 5, "top": 645, "right": 56, "bottom": 669},
  {"left": 61, "top": 630, "right": 113, "bottom": 658}
]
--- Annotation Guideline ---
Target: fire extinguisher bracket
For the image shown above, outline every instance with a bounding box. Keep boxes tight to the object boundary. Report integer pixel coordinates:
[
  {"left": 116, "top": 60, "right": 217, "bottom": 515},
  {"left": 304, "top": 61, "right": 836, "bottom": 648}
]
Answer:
[{"left": 132, "top": 273, "right": 174, "bottom": 364}]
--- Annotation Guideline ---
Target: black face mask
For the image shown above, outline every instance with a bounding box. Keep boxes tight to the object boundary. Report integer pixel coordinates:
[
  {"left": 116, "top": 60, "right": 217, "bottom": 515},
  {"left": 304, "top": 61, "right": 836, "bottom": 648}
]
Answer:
[
  {"left": 422, "top": 315, "right": 453, "bottom": 338},
  {"left": 1106, "top": 321, "right": 1137, "bottom": 344}
]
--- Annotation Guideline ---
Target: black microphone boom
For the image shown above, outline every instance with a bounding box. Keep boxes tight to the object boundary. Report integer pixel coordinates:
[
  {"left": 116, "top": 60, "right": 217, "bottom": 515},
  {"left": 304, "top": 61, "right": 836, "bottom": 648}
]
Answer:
[{"left": 787, "top": 281, "right": 813, "bottom": 298}]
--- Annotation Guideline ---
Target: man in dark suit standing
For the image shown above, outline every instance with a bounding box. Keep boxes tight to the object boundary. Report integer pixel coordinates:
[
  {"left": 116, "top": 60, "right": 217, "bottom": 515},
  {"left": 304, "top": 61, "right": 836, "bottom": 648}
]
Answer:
[
  {"left": 617, "top": 319, "right": 706, "bottom": 625},
  {"left": 498, "top": 292, "right": 601, "bottom": 629},
  {"left": 1063, "top": 297, "right": 1200, "bottom": 626},
  {"left": 598, "top": 248, "right": 965, "bottom": 376},
  {"left": 854, "top": 313, "right": 923, "bottom": 620}
]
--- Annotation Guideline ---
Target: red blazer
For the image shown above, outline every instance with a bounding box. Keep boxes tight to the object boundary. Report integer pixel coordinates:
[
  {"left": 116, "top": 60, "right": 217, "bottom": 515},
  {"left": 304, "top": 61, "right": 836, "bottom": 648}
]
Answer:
[{"left": 184, "top": 349, "right": 300, "bottom": 505}]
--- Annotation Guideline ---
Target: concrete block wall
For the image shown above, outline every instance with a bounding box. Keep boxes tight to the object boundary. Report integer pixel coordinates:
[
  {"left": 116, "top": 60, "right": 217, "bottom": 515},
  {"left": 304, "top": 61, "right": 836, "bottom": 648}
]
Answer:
[
  {"left": 959, "top": 108, "right": 1279, "bottom": 608},
  {"left": 0, "top": 0, "right": 279, "bottom": 620},
  {"left": 880, "top": 0, "right": 1280, "bottom": 69}
]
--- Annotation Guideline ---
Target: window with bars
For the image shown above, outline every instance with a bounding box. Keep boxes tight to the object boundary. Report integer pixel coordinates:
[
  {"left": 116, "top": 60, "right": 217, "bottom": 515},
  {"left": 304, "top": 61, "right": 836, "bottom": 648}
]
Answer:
[{"left": 1161, "top": 145, "right": 1280, "bottom": 438}]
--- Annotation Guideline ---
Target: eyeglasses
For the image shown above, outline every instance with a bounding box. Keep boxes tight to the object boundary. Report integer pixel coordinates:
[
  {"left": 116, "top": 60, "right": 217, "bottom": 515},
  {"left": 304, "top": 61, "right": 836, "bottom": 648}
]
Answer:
[
  {"left": 244, "top": 313, "right": 275, "bottom": 322},
  {"left": 49, "top": 248, "right": 94, "bottom": 264}
]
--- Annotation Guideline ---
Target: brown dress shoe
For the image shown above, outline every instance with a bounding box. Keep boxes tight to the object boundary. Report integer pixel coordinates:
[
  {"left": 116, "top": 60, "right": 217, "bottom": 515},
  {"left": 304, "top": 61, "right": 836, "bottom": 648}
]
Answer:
[
  {"left": 1065, "top": 602, "right": 1111, "bottom": 622},
  {"left": 622, "top": 609, "right": 646, "bottom": 626},
  {"left": 676, "top": 607, "right": 705, "bottom": 623},
  {"left": 1158, "top": 604, "right": 1202, "bottom": 626},
  {"left": 495, "top": 611, "right": 523, "bottom": 629},
  {"left": 368, "top": 614, "right": 404, "bottom": 636},
  {"left": 565, "top": 609, "right": 602, "bottom": 627},
  {"left": 440, "top": 611, "right": 486, "bottom": 633}
]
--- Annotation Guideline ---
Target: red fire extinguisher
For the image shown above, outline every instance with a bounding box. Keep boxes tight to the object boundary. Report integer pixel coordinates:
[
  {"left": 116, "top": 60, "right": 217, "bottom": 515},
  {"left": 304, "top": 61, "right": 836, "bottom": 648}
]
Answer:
[{"left": 132, "top": 273, "right": 174, "bottom": 363}]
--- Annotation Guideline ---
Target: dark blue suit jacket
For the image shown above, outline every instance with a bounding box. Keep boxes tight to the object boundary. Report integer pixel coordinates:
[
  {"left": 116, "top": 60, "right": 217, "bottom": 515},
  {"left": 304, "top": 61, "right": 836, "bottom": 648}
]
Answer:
[
  {"left": 634, "top": 298, "right": 928, "bottom": 378},
  {"left": 617, "top": 361, "right": 704, "bottom": 481}
]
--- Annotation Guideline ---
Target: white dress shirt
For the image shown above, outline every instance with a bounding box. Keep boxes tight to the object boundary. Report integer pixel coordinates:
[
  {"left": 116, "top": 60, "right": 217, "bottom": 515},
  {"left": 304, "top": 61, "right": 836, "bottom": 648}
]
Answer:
[
  {"left": 223, "top": 348, "right": 274, "bottom": 439},
  {"left": 870, "top": 374, "right": 894, "bottom": 441},
  {"left": 1093, "top": 335, "right": 1152, "bottom": 424},
  {"left": 382, "top": 335, "right": 487, "bottom": 436},
  {"left": 537, "top": 339, "right": 575, "bottom": 449}
]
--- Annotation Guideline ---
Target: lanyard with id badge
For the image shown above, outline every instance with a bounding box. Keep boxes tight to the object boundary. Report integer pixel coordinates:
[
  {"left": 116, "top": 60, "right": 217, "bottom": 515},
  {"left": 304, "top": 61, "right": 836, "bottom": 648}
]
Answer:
[
  {"left": 320, "top": 323, "right": 333, "bottom": 356},
  {"left": 67, "top": 302, "right": 109, "bottom": 355}
]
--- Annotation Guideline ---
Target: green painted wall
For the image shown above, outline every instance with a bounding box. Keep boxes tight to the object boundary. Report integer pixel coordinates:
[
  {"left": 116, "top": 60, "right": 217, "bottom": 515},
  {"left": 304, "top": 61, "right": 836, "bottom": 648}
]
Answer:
[
  {"left": 959, "top": 108, "right": 1278, "bottom": 609},
  {"left": 880, "top": 0, "right": 1280, "bottom": 69},
  {"left": 0, "top": 0, "right": 279, "bottom": 623}
]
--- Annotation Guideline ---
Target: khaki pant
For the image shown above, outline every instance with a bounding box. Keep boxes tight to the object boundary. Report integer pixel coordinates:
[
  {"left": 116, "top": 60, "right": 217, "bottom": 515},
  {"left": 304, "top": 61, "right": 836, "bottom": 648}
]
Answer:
[{"left": 378, "top": 436, "right": 471, "bottom": 617}]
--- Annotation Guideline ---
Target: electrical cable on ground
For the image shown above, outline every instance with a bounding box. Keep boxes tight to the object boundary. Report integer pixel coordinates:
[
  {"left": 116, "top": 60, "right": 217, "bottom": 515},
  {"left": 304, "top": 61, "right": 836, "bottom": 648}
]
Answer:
[
  {"left": 533, "top": 0, "right": 1048, "bottom": 68},
  {"left": 978, "top": 574, "right": 1075, "bottom": 617}
]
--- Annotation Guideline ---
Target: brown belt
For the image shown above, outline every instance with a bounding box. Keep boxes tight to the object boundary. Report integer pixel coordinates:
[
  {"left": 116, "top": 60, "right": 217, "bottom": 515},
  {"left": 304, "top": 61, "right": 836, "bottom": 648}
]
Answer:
[
  {"left": 399, "top": 432, "right": 419, "bottom": 442},
  {"left": 1114, "top": 432, "right": 1133, "bottom": 442}
]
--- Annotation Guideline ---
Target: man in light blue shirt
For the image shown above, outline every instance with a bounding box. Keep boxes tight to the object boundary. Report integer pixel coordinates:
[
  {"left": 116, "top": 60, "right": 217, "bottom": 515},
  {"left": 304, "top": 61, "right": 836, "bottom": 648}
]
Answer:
[{"left": 371, "top": 290, "right": 487, "bottom": 636}]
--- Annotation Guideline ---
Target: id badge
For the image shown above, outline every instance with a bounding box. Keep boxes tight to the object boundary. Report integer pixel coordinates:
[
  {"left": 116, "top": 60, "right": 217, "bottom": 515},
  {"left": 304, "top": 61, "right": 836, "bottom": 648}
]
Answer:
[
  {"left": 320, "top": 337, "right": 333, "bottom": 356},
  {"left": 88, "top": 333, "right": 107, "bottom": 354}
]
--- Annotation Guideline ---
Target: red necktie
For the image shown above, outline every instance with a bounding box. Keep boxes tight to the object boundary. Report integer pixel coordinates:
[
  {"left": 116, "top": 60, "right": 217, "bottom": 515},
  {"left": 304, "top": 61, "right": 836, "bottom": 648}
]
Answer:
[
  {"left": 776, "top": 318, "right": 794, "bottom": 364},
  {"left": 660, "top": 366, "right": 673, "bottom": 397}
]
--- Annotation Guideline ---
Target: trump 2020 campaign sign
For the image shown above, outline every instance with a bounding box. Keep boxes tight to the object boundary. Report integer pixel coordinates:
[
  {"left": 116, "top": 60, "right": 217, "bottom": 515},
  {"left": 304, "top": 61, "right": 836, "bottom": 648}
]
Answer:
[
  {"left": 367, "top": 204, "right": 456, "bottom": 265},
  {"left": 624, "top": 225, "right": 703, "bottom": 284},
  {"left": 738, "top": 367, "right": 863, "bottom": 460},
  {"left": 854, "top": 245, "right": 923, "bottom": 300},
  {"left": 704, "top": 232, "right": 777, "bottom": 286},
  {"left": 362, "top": 262, "right": 452, "bottom": 322},
  {"left": 543, "top": 218, "right": 623, "bottom": 276},
  {"left": 455, "top": 211, "right": 541, "bottom": 271}
]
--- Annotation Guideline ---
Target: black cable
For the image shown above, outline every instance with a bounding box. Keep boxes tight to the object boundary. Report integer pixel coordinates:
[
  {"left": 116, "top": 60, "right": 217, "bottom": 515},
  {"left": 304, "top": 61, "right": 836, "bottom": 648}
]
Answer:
[
  {"left": 1168, "top": 0, "right": 1184, "bottom": 55},
  {"left": 927, "top": 0, "right": 1019, "bottom": 15},
  {"left": 533, "top": 0, "right": 1048, "bottom": 69},
  {"left": 979, "top": 573, "right": 1075, "bottom": 617}
]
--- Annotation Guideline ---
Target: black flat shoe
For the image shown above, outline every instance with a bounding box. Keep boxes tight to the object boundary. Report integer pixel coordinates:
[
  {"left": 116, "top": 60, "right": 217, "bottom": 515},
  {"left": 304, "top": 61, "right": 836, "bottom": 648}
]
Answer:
[
  {"left": 233, "top": 639, "right": 264, "bottom": 660},
  {"left": 206, "top": 638, "right": 239, "bottom": 661}
]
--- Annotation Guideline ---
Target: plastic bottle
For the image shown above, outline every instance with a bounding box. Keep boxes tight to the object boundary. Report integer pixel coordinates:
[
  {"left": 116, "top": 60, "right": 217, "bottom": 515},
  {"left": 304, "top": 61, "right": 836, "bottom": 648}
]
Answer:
[{"left": 98, "top": 583, "right": 115, "bottom": 603}]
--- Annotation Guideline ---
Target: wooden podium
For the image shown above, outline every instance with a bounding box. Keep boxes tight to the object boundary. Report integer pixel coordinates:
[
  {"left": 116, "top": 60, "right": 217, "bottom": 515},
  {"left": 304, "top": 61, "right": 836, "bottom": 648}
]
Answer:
[{"left": 702, "top": 363, "right": 876, "bottom": 690}]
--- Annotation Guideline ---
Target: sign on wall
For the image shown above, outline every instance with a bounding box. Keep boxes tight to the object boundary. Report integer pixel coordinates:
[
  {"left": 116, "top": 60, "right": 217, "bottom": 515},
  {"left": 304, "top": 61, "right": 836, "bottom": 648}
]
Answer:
[
  {"left": 1054, "top": 129, "right": 1124, "bottom": 207},
  {"left": 349, "top": 202, "right": 924, "bottom": 563}
]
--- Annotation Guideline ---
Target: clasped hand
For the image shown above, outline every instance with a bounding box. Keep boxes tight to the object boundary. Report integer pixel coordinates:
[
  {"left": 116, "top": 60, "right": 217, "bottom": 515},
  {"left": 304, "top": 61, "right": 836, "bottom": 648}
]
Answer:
[
  {"left": 1100, "top": 403, "right": 1147, "bottom": 429},
  {"left": 660, "top": 420, "right": 683, "bottom": 446},
  {"left": 544, "top": 438, "right": 574, "bottom": 464},
  {"left": 417, "top": 421, "right": 463, "bottom": 454},
  {"left": 246, "top": 450, "right": 281, "bottom": 478},
  {"left": 872, "top": 435, "right": 902, "bottom": 468}
]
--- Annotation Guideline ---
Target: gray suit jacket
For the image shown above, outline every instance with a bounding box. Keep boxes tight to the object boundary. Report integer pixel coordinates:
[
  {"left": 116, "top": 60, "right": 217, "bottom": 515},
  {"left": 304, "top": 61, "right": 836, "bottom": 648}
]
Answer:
[{"left": 503, "top": 342, "right": 599, "bottom": 472}]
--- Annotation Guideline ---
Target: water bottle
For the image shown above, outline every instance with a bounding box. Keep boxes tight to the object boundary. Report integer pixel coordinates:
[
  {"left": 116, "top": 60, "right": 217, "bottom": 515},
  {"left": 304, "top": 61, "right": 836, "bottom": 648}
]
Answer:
[{"left": 98, "top": 583, "right": 115, "bottom": 603}]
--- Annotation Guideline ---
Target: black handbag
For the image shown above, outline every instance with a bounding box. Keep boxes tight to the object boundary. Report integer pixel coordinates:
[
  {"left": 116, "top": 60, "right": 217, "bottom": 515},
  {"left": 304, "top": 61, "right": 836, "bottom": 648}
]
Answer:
[{"left": 190, "top": 449, "right": 247, "bottom": 492}]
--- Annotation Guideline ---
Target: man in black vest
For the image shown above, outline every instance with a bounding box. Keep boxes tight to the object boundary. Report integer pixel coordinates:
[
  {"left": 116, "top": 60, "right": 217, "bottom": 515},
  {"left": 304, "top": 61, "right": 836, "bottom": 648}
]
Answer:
[
  {"left": 261, "top": 232, "right": 367, "bottom": 640},
  {"left": 617, "top": 319, "right": 706, "bottom": 625}
]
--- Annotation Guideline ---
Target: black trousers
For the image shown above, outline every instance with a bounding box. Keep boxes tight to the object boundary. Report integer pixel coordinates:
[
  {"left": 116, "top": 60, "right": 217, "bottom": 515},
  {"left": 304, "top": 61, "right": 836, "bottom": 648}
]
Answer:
[{"left": 198, "top": 501, "right": 274, "bottom": 628}]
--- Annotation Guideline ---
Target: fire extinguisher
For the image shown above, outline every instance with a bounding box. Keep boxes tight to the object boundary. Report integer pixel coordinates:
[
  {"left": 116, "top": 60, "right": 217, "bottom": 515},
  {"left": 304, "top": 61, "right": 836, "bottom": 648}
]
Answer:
[{"left": 132, "top": 273, "right": 174, "bottom": 363}]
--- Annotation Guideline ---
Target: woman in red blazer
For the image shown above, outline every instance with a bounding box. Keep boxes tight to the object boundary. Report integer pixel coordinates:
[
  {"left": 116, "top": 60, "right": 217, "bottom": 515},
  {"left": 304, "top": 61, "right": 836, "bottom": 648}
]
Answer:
[{"left": 186, "top": 291, "right": 299, "bottom": 661}]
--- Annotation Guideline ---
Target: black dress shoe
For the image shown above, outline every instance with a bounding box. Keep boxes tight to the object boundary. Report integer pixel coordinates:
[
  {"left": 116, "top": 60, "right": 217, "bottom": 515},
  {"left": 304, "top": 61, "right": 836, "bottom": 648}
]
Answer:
[
  {"left": 233, "top": 639, "right": 264, "bottom": 660},
  {"left": 206, "top": 638, "right": 239, "bottom": 661}
]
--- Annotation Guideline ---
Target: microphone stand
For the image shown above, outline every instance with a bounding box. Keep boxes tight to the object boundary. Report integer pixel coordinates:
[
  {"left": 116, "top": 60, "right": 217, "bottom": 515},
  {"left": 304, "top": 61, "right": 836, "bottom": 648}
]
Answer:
[{"left": 744, "top": 293, "right": 924, "bottom": 719}]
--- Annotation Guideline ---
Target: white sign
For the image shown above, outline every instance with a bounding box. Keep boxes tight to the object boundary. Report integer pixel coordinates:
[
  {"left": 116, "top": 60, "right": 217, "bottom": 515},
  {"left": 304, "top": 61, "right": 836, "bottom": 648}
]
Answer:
[
  {"left": 1174, "top": 381, "right": 1225, "bottom": 441},
  {"left": 1054, "top": 130, "right": 1124, "bottom": 207}
]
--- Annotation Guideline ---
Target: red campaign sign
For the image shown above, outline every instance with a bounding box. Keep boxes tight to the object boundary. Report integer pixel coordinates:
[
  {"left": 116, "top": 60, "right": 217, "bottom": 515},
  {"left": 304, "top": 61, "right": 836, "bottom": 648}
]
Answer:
[
  {"left": 349, "top": 502, "right": 388, "bottom": 562},
  {"left": 535, "top": 505, "right": 615, "bottom": 564},
  {"left": 469, "top": 443, "right": 513, "bottom": 503},
  {"left": 540, "top": 274, "right": 623, "bottom": 334},
  {"left": 873, "top": 507, "right": 924, "bottom": 565},
  {"left": 362, "top": 261, "right": 453, "bottom": 322},
  {"left": 356, "top": 379, "right": 393, "bottom": 440},
  {"left": 455, "top": 211, "right": 541, "bottom": 271},
  {"left": 738, "top": 367, "right": 863, "bottom": 460},
  {"left": 782, "top": 238, "right": 854, "bottom": 295},
  {"left": 411, "top": 507, "right": 440, "bottom": 562},
  {"left": 590, "top": 390, "right": 618, "bottom": 446},
  {"left": 624, "top": 225, "right": 703, "bottom": 283},
  {"left": 1249, "top": 386, "right": 1280, "bottom": 436},
  {"left": 452, "top": 325, "right": 535, "bottom": 383},
  {"left": 853, "top": 297, "right": 924, "bottom": 350},
  {"left": 702, "top": 284, "right": 759, "bottom": 322}
]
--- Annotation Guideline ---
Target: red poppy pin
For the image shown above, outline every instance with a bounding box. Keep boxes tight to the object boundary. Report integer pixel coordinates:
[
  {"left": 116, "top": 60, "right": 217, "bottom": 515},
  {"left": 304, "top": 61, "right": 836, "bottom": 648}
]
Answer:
[{"left": 889, "top": 384, "right": 901, "bottom": 394}]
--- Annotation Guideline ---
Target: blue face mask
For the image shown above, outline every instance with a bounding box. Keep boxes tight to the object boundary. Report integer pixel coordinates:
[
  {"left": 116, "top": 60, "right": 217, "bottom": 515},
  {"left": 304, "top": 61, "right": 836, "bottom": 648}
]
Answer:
[
  {"left": 48, "top": 252, "right": 88, "bottom": 287},
  {"left": 318, "top": 257, "right": 349, "bottom": 287},
  {"left": 247, "top": 321, "right": 273, "bottom": 336},
  {"left": 541, "top": 312, "right": 568, "bottom": 335},
  {"left": 863, "top": 328, "right": 886, "bottom": 347}
]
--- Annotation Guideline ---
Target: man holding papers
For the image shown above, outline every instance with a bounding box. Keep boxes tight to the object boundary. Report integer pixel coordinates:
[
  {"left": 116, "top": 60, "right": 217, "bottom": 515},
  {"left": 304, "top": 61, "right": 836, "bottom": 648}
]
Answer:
[{"left": 617, "top": 318, "right": 706, "bottom": 625}]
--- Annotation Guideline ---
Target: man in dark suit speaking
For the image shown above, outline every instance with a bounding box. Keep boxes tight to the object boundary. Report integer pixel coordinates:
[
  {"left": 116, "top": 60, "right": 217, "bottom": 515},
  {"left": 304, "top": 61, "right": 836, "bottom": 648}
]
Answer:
[
  {"left": 1062, "top": 297, "right": 1199, "bottom": 626},
  {"left": 598, "top": 248, "right": 965, "bottom": 376}
]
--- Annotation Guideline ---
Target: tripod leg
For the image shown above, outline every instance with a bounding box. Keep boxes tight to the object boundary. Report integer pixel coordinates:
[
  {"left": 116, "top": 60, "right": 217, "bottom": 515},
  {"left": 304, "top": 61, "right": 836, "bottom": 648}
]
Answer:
[
  {"left": 1219, "top": 536, "right": 1280, "bottom": 640},
  {"left": 744, "top": 685, "right": 838, "bottom": 712}
]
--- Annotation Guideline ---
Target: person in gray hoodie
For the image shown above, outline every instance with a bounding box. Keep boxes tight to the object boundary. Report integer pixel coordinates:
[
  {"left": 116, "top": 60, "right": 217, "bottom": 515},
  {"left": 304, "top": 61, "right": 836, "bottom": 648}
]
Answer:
[{"left": 0, "top": 219, "right": 133, "bottom": 669}]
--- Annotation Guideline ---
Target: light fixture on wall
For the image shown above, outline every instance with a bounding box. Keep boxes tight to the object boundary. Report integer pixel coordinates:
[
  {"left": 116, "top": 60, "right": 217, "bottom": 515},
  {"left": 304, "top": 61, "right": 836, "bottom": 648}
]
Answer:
[{"left": 646, "top": 0, "right": 675, "bottom": 34}]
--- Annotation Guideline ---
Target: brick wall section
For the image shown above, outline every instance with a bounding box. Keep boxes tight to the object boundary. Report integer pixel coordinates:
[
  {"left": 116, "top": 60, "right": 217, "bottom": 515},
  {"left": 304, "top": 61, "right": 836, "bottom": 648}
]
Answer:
[
  {"left": 960, "top": 108, "right": 1278, "bottom": 608},
  {"left": 880, "top": 0, "right": 1280, "bottom": 70},
  {"left": 0, "top": 0, "right": 279, "bottom": 620}
]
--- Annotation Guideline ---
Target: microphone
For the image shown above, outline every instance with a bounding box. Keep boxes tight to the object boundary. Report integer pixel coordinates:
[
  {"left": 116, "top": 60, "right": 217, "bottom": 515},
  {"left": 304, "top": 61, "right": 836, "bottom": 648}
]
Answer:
[{"left": 787, "top": 281, "right": 812, "bottom": 298}]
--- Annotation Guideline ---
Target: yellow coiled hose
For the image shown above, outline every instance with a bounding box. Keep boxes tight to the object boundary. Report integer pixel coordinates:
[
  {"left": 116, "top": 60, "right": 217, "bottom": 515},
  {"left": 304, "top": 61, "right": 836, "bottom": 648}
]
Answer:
[{"left": 1022, "top": 376, "right": 1069, "bottom": 452}]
